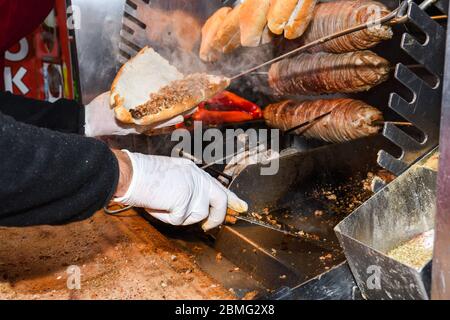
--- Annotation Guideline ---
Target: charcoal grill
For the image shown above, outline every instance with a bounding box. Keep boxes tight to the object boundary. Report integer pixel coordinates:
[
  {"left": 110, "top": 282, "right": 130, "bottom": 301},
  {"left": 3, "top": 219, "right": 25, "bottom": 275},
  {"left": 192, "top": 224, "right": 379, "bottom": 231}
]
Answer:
[{"left": 69, "top": 0, "right": 449, "bottom": 299}]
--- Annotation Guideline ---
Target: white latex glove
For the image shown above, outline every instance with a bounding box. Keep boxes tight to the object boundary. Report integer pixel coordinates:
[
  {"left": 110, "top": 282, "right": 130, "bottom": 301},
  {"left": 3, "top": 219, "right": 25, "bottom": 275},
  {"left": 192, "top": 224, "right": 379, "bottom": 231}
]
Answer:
[
  {"left": 84, "top": 92, "right": 192, "bottom": 137},
  {"left": 114, "top": 151, "right": 248, "bottom": 231}
]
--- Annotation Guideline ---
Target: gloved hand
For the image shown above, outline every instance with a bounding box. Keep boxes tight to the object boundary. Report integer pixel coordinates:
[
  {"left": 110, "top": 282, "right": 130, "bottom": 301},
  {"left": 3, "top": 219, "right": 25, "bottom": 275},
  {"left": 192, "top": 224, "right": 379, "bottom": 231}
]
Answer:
[
  {"left": 84, "top": 92, "right": 187, "bottom": 137},
  {"left": 114, "top": 151, "right": 248, "bottom": 231}
]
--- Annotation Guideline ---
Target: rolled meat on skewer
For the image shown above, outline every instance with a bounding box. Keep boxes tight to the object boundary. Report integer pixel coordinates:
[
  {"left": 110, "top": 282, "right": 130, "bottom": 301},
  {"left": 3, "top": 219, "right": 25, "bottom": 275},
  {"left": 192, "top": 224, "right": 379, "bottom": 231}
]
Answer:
[
  {"left": 264, "top": 99, "right": 383, "bottom": 143},
  {"left": 302, "top": 0, "right": 393, "bottom": 53},
  {"left": 268, "top": 50, "right": 391, "bottom": 96}
]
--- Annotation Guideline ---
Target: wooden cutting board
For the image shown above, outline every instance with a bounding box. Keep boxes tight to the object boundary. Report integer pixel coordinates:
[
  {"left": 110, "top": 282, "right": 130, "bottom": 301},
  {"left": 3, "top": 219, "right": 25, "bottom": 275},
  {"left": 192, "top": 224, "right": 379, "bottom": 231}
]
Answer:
[{"left": 0, "top": 210, "right": 233, "bottom": 300}]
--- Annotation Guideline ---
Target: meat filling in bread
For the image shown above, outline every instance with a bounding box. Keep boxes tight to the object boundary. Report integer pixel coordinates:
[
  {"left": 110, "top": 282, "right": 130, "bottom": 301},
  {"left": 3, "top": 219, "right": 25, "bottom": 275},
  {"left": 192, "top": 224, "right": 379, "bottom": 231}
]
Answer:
[{"left": 130, "top": 74, "right": 229, "bottom": 119}]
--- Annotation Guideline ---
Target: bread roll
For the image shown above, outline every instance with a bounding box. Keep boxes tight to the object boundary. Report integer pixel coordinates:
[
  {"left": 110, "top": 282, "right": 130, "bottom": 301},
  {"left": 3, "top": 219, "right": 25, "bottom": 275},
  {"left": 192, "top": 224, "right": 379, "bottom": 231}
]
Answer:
[
  {"left": 213, "top": 4, "right": 242, "bottom": 53},
  {"left": 261, "top": 24, "right": 274, "bottom": 45},
  {"left": 111, "top": 46, "right": 230, "bottom": 126},
  {"left": 267, "top": 0, "right": 299, "bottom": 35},
  {"left": 200, "top": 7, "right": 232, "bottom": 62},
  {"left": 284, "top": 0, "right": 317, "bottom": 39},
  {"left": 240, "top": 0, "right": 271, "bottom": 47},
  {"left": 130, "top": 74, "right": 230, "bottom": 126}
]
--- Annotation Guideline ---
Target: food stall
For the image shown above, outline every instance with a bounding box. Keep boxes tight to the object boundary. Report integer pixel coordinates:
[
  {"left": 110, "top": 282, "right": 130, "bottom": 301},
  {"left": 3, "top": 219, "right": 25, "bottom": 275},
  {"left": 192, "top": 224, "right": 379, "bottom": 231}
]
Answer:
[{"left": 1, "top": 0, "right": 449, "bottom": 300}]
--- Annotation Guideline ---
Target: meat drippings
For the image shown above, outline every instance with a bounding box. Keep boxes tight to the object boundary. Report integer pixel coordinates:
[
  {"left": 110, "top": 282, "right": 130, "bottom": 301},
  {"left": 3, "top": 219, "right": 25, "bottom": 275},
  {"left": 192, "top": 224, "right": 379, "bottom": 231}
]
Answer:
[{"left": 130, "top": 73, "right": 214, "bottom": 119}]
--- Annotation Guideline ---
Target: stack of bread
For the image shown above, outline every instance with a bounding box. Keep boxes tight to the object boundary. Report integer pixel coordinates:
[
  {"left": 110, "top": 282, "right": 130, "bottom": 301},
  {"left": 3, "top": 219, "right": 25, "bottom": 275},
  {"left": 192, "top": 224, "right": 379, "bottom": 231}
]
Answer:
[{"left": 200, "top": 0, "right": 317, "bottom": 62}]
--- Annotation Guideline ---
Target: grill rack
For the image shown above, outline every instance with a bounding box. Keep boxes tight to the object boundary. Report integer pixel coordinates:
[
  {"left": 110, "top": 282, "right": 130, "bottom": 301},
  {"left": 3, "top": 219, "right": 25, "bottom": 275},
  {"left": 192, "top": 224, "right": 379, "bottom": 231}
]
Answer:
[
  {"left": 118, "top": 0, "right": 447, "bottom": 176},
  {"left": 378, "top": 1, "right": 447, "bottom": 175}
]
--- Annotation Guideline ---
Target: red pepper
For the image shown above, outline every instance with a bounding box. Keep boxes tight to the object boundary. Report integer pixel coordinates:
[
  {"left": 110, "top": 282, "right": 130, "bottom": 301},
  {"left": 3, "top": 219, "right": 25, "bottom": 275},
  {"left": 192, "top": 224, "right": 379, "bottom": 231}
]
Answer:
[
  {"left": 176, "top": 91, "right": 262, "bottom": 128},
  {"left": 191, "top": 107, "right": 254, "bottom": 125},
  {"left": 206, "top": 91, "right": 263, "bottom": 118}
]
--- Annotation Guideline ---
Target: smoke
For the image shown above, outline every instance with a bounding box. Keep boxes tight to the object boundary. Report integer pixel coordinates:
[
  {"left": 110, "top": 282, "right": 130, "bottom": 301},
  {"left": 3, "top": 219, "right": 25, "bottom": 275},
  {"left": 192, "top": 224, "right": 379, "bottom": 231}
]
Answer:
[{"left": 113, "top": 0, "right": 276, "bottom": 103}]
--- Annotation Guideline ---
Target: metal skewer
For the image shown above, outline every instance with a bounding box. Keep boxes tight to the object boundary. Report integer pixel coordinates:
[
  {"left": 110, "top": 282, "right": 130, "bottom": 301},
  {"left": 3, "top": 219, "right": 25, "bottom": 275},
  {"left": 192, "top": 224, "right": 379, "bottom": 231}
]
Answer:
[
  {"left": 374, "top": 121, "right": 414, "bottom": 126},
  {"left": 284, "top": 111, "right": 333, "bottom": 135},
  {"left": 230, "top": 0, "right": 439, "bottom": 81}
]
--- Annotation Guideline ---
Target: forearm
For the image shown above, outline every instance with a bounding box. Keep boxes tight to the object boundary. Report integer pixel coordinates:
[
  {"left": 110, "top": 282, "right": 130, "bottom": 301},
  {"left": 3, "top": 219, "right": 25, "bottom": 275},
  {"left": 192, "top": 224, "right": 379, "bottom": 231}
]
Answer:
[
  {"left": 111, "top": 150, "right": 133, "bottom": 198},
  {"left": 0, "top": 111, "right": 118, "bottom": 227},
  {"left": 0, "top": 92, "right": 85, "bottom": 134}
]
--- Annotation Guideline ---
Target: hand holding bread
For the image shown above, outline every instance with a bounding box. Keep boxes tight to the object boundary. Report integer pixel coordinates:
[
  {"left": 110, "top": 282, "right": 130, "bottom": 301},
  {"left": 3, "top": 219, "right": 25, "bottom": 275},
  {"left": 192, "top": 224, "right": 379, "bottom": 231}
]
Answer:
[{"left": 110, "top": 46, "right": 229, "bottom": 126}]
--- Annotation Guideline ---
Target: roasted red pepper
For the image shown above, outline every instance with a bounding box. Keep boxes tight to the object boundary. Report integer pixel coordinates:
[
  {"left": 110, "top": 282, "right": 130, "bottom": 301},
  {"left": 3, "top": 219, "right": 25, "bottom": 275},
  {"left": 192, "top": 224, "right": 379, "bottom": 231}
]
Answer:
[
  {"left": 206, "top": 91, "right": 263, "bottom": 118},
  {"left": 190, "top": 105, "right": 254, "bottom": 125},
  {"left": 177, "top": 91, "right": 262, "bottom": 128}
]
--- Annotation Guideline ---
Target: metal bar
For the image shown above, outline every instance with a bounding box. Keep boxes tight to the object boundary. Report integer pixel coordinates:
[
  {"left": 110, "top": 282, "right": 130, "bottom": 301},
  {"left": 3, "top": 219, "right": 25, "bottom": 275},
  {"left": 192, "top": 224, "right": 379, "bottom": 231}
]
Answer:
[{"left": 431, "top": 0, "right": 450, "bottom": 300}]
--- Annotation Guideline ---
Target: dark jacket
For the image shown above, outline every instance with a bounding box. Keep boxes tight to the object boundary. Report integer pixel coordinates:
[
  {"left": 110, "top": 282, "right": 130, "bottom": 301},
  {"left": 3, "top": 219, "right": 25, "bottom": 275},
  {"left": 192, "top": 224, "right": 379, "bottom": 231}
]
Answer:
[
  {"left": 1, "top": 0, "right": 118, "bottom": 227},
  {"left": 0, "top": 92, "right": 119, "bottom": 227}
]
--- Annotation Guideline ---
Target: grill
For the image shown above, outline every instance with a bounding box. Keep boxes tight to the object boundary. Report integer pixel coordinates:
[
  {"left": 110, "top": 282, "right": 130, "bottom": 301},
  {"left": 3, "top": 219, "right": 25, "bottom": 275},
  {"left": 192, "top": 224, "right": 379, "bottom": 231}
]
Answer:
[{"left": 70, "top": 0, "right": 449, "bottom": 299}]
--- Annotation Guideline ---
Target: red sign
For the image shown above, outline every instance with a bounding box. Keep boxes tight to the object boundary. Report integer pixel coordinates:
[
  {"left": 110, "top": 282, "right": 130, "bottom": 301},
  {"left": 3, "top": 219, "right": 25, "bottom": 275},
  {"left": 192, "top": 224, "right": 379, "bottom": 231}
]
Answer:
[{"left": 3, "top": 2, "right": 74, "bottom": 101}]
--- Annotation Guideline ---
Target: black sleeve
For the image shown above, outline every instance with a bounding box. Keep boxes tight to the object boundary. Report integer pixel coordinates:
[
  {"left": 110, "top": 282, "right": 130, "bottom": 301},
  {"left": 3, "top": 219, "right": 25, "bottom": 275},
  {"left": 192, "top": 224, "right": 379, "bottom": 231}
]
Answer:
[
  {"left": 0, "top": 91, "right": 85, "bottom": 134},
  {"left": 0, "top": 111, "right": 119, "bottom": 227}
]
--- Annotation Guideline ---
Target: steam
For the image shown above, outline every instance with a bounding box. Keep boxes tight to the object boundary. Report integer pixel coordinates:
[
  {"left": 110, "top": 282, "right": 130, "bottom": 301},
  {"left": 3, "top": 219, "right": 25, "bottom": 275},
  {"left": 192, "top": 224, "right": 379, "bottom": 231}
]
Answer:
[{"left": 114, "top": 2, "right": 276, "bottom": 103}]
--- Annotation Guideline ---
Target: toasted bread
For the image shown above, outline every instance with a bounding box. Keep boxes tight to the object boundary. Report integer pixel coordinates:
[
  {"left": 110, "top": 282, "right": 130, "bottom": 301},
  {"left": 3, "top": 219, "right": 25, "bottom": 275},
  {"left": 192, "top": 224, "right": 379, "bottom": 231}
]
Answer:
[
  {"left": 267, "top": 0, "right": 299, "bottom": 35},
  {"left": 240, "top": 0, "right": 271, "bottom": 47},
  {"left": 200, "top": 7, "right": 232, "bottom": 62},
  {"left": 284, "top": 0, "right": 317, "bottom": 39},
  {"left": 110, "top": 47, "right": 230, "bottom": 126},
  {"left": 213, "top": 4, "right": 242, "bottom": 53}
]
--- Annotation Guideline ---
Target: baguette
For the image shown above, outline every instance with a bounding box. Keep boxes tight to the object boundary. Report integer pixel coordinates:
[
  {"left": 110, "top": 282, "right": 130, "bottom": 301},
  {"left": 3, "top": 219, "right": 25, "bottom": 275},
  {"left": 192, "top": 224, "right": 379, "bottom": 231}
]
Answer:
[
  {"left": 200, "top": 7, "right": 232, "bottom": 62},
  {"left": 261, "top": 24, "right": 274, "bottom": 45},
  {"left": 240, "top": 0, "right": 271, "bottom": 47},
  {"left": 267, "top": 0, "right": 299, "bottom": 35},
  {"left": 284, "top": 0, "right": 317, "bottom": 40},
  {"left": 213, "top": 4, "right": 242, "bottom": 53},
  {"left": 130, "top": 74, "right": 230, "bottom": 125}
]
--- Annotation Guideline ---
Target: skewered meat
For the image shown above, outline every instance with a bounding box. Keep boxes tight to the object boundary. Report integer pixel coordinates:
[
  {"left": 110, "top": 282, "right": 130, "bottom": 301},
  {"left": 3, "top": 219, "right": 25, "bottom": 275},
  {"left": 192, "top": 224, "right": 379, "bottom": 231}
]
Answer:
[
  {"left": 302, "top": 0, "right": 393, "bottom": 53},
  {"left": 268, "top": 50, "right": 391, "bottom": 96},
  {"left": 263, "top": 99, "right": 383, "bottom": 143}
]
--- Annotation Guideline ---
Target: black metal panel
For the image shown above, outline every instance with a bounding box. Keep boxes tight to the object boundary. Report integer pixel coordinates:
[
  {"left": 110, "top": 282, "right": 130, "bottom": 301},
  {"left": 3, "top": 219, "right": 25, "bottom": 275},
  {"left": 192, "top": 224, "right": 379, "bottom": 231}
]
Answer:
[
  {"left": 266, "top": 262, "right": 362, "bottom": 300},
  {"left": 378, "top": 2, "right": 446, "bottom": 175}
]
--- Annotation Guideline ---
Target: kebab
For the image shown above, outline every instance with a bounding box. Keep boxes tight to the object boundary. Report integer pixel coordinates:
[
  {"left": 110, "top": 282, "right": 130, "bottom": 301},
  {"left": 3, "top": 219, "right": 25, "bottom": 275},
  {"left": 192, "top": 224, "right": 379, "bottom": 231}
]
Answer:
[
  {"left": 302, "top": 0, "right": 393, "bottom": 53},
  {"left": 263, "top": 99, "right": 383, "bottom": 143},
  {"left": 268, "top": 50, "right": 391, "bottom": 96}
]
